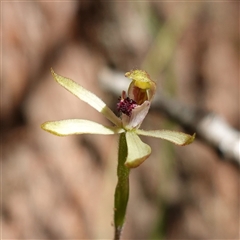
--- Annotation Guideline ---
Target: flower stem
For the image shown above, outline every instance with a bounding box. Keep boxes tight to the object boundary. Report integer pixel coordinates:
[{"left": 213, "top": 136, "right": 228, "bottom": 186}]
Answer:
[{"left": 114, "top": 132, "right": 130, "bottom": 240}]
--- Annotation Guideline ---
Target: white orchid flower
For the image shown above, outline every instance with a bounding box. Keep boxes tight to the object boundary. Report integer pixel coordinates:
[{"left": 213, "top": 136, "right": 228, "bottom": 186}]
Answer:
[{"left": 41, "top": 69, "right": 195, "bottom": 168}]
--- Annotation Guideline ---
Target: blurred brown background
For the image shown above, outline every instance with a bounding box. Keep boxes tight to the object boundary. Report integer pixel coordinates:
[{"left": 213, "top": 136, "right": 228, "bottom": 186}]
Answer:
[{"left": 1, "top": 1, "right": 239, "bottom": 239}]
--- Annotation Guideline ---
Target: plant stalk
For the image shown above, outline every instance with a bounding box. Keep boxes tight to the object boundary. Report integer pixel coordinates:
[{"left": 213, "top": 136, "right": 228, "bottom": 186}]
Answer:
[{"left": 114, "top": 132, "right": 130, "bottom": 240}]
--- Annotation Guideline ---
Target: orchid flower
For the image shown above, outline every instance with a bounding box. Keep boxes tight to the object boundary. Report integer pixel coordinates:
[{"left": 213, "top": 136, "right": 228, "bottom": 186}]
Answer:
[
  {"left": 41, "top": 69, "right": 195, "bottom": 239},
  {"left": 42, "top": 69, "right": 195, "bottom": 167}
]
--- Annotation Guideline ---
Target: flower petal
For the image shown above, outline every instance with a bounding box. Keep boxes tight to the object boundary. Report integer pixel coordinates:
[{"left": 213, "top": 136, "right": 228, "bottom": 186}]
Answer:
[
  {"left": 126, "top": 69, "right": 156, "bottom": 104},
  {"left": 125, "top": 131, "right": 151, "bottom": 168},
  {"left": 136, "top": 129, "right": 196, "bottom": 146},
  {"left": 122, "top": 101, "right": 150, "bottom": 130},
  {"left": 51, "top": 69, "right": 121, "bottom": 126},
  {"left": 41, "top": 119, "right": 124, "bottom": 136}
]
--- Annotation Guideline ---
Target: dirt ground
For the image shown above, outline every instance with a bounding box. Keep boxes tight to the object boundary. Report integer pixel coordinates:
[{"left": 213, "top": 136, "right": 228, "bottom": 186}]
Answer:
[{"left": 2, "top": 1, "right": 239, "bottom": 239}]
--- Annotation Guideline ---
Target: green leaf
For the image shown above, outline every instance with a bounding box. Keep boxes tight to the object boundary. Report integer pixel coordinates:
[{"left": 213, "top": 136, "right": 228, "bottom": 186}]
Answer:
[
  {"left": 41, "top": 119, "right": 124, "bottom": 136},
  {"left": 51, "top": 69, "right": 122, "bottom": 127},
  {"left": 136, "top": 129, "right": 195, "bottom": 145},
  {"left": 125, "top": 131, "right": 151, "bottom": 168}
]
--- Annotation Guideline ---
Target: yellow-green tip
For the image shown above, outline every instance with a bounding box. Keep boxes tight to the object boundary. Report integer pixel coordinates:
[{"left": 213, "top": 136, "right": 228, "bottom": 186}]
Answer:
[{"left": 125, "top": 69, "right": 155, "bottom": 90}]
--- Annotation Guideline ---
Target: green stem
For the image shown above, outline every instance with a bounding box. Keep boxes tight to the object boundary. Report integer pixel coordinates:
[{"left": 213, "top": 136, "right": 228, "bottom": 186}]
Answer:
[{"left": 114, "top": 132, "right": 130, "bottom": 240}]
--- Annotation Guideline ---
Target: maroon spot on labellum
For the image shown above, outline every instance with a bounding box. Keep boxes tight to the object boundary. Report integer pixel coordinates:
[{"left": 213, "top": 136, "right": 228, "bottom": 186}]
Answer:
[{"left": 117, "top": 97, "right": 137, "bottom": 116}]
